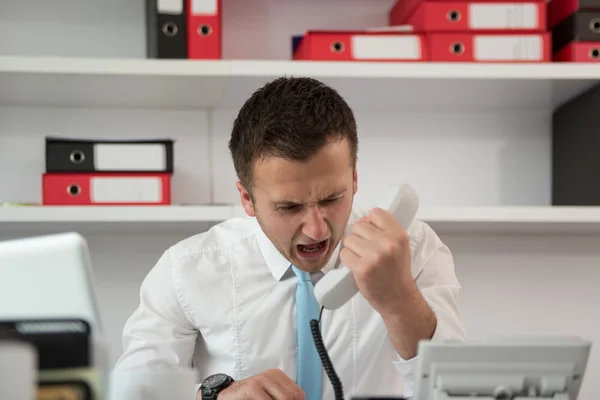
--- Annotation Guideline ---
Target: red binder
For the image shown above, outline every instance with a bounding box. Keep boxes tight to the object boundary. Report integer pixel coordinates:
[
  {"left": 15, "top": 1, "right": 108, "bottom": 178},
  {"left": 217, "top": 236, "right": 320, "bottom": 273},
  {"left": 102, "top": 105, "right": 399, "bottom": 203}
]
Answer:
[
  {"left": 187, "top": 0, "right": 221, "bottom": 59},
  {"left": 427, "top": 33, "right": 550, "bottom": 61},
  {"left": 402, "top": 1, "right": 547, "bottom": 32},
  {"left": 42, "top": 173, "right": 171, "bottom": 206},
  {"left": 554, "top": 41, "right": 600, "bottom": 61},
  {"left": 293, "top": 31, "right": 428, "bottom": 61}
]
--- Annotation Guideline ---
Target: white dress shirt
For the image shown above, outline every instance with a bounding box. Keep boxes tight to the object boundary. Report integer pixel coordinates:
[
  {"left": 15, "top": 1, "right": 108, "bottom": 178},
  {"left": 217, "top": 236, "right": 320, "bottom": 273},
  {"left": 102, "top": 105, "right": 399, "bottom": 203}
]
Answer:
[{"left": 114, "top": 207, "right": 467, "bottom": 399}]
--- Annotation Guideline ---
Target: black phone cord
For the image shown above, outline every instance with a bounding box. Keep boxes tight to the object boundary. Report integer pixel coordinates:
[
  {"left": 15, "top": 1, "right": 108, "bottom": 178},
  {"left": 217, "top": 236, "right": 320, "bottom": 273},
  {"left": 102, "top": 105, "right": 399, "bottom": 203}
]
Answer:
[{"left": 310, "top": 306, "right": 344, "bottom": 400}]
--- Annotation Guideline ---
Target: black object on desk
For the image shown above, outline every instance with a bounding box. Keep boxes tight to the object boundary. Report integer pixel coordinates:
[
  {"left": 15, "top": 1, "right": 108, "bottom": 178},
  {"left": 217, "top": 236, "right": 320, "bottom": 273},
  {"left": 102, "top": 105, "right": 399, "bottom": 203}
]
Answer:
[{"left": 0, "top": 318, "right": 91, "bottom": 370}]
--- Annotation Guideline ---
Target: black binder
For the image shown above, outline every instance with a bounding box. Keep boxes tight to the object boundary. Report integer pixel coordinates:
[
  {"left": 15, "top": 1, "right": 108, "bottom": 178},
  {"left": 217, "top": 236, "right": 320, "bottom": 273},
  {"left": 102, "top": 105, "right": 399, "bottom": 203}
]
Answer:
[
  {"left": 552, "top": 83, "right": 600, "bottom": 205},
  {"left": 45, "top": 137, "right": 174, "bottom": 173},
  {"left": 146, "top": 0, "right": 187, "bottom": 58},
  {"left": 552, "top": 11, "right": 600, "bottom": 53}
]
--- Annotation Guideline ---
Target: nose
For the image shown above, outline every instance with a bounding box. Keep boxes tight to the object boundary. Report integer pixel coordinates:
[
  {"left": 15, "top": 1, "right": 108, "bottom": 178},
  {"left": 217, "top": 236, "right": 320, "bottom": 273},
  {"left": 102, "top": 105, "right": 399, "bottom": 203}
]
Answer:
[{"left": 301, "top": 206, "right": 328, "bottom": 241}]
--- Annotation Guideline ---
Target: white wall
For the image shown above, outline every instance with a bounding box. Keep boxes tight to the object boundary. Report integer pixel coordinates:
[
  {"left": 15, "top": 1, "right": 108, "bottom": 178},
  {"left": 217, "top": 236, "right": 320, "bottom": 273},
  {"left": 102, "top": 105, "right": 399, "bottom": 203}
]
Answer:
[{"left": 1, "top": 0, "right": 599, "bottom": 398}]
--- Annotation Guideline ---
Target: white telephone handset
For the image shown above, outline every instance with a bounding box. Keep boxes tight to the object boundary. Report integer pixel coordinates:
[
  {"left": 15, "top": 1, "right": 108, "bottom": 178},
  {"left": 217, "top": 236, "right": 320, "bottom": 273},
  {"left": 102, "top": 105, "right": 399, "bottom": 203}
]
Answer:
[{"left": 314, "top": 184, "right": 419, "bottom": 310}]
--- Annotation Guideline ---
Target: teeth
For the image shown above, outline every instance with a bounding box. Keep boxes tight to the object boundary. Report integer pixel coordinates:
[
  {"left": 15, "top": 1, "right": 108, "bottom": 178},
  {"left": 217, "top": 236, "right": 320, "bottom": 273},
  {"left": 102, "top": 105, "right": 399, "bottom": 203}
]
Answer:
[{"left": 300, "top": 241, "right": 325, "bottom": 253}]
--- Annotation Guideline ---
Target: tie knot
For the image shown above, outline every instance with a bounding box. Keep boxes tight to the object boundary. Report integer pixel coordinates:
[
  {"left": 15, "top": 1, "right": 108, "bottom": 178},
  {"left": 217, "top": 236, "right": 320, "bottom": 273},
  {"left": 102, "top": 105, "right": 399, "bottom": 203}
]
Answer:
[{"left": 291, "top": 265, "right": 311, "bottom": 282}]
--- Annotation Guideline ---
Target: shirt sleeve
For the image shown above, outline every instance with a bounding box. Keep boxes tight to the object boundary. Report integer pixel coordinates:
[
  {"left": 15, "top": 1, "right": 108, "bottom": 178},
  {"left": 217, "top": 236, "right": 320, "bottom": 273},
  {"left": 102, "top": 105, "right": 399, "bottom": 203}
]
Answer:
[
  {"left": 391, "top": 221, "right": 468, "bottom": 398},
  {"left": 112, "top": 248, "right": 201, "bottom": 399}
]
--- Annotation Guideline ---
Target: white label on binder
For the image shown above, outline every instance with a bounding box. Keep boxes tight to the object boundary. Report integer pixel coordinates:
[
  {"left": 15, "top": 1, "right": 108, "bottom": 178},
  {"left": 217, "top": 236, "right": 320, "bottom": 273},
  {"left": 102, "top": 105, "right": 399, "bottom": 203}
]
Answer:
[
  {"left": 473, "top": 35, "right": 542, "bottom": 60},
  {"left": 469, "top": 4, "right": 538, "bottom": 29},
  {"left": 94, "top": 144, "right": 167, "bottom": 171},
  {"left": 352, "top": 35, "right": 421, "bottom": 60},
  {"left": 192, "top": 0, "right": 218, "bottom": 14},
  {"left": 158, "top": 0, "right": 183, "bottom": 14},
  {"left": 91, "top": 177, "right": 162, "bottom": 203}
]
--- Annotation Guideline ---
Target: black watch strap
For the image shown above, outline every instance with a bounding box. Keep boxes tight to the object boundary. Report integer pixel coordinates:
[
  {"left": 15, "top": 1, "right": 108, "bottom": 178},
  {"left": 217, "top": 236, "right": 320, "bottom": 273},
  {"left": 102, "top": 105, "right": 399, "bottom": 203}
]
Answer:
[{"left": 200, "top": 373, "right": 234, "bottom": 400}]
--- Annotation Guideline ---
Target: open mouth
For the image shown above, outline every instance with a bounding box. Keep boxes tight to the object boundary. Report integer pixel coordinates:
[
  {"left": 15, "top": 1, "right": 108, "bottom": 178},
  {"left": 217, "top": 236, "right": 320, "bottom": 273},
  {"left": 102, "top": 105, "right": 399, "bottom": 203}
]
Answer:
[{"left": 297, "top": 240, "right": 328, "bottom": 258}]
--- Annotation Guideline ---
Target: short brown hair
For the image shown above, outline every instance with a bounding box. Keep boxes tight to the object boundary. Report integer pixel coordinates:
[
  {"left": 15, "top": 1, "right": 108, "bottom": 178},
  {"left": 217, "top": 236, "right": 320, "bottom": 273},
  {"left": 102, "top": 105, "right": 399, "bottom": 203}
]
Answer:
[{"left": 228, "top": 76, "right": 358, "bottom": 192}]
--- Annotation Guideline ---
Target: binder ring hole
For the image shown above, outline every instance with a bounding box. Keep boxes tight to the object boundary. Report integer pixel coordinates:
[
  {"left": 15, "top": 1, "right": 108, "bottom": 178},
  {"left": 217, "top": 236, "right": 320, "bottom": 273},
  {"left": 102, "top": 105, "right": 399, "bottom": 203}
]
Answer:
[
  {"left": 69, "top": 150, "right": 85, "bottom": 164},
  {"left": 590, "top": 18, "right": 600, "bottom": 33},
  {"left": 331, "top": 41, "right": 345, "bottom": 53},
  {"left": 590, "top": 48, "right": 600, "bottom": 59},
  {"left": 450, "top": 42, "right": 464, "bottom": 55},
  {"left": 67, "top": 184, "right": 81, "bottom": 197},
  {"left": 447, "top": 10, "right": 461, "bottom": 22},
  {"left": 198, "top": 24, "right": 212, "bottom": 36},
  {"left": 162, "top": 22, "right": 178, "bottom": 37}
]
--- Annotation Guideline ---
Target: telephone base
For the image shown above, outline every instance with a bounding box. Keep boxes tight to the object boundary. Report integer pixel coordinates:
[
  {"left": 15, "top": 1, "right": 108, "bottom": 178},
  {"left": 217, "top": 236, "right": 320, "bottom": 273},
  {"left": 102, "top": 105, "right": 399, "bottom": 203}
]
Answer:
[
  {"left": 433, "top": 392, "right": 568, "bottom": 400},
  {"left": 420, "top": 366, "right": 576, "bottom": 400},
  {"left": 412, "top": 338, "right": 590, "bottom": 400}
]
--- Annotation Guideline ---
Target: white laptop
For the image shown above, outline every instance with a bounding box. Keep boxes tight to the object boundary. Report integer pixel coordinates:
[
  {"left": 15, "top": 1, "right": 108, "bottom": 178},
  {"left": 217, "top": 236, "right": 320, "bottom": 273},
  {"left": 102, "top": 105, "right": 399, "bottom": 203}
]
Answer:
[
  {"left": 0, "top": 232, "right": 103, "bottom": 339},
  {"left": 413, "top": 336, "right": 592, "bottom": 400}
]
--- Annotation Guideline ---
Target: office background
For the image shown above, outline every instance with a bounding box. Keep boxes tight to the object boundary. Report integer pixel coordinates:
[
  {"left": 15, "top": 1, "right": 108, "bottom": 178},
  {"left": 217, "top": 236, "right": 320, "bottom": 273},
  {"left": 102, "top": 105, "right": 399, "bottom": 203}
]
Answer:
[{"left": 1, "top": 0, "right": 599, "bottom": 397}]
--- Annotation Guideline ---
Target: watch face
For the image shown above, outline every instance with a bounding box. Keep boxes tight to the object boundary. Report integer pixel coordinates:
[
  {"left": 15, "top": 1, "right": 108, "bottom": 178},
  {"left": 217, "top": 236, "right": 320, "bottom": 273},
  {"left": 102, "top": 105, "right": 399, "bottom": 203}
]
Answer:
[{"left": 203, "top": 373, "right": 228, "bottom": 389}]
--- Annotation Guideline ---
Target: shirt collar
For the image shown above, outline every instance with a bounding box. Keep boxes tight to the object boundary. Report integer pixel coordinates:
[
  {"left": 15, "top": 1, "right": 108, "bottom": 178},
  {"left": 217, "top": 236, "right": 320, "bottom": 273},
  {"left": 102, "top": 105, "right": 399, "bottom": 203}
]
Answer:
[{"left": 256, "top": 220, "right": 345, "bottom": 281}]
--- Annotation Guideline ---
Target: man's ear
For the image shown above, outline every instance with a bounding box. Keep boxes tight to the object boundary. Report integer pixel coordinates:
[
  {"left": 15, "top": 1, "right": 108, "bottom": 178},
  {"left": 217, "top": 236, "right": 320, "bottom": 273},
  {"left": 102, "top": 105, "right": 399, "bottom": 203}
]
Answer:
[
  {"left": 236, "top": 181, "right": 256, "bottom": 217},
  {"left": 353, "top": 157, "right": 358, "bottom": 195}
]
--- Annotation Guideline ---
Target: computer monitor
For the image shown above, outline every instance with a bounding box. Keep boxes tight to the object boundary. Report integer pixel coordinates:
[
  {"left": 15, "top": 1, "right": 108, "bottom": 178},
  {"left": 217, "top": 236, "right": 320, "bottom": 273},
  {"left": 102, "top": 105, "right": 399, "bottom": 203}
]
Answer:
[
  {"left": 413, "top": 336, "right": 592, "bottom": 400},
  {"left": 0, "top": 232, "right": 103, "bottom": 339}
]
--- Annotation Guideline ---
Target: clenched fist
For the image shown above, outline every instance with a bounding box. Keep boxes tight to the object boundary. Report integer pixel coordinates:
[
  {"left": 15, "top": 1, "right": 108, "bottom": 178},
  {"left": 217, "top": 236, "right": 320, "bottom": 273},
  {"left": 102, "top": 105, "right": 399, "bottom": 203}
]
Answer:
[{"left": 341, "top": 207, "right": 413, "bottom": 315}]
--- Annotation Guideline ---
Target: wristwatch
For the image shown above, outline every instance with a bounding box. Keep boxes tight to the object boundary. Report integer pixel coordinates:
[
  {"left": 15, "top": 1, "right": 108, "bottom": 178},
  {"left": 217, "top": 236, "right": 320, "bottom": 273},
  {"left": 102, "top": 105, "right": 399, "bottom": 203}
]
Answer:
[{"left": 200, "top": 373, "right": 235, "bottom": 399}]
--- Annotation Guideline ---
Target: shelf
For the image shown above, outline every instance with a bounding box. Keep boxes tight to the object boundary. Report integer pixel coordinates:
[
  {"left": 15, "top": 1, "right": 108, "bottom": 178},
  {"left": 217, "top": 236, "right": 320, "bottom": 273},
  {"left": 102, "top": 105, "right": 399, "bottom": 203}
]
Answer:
[
  {"left": 419, "top": 206, "right": 600, "bottom": 235},
  {"left": 0, "top": 56, "right": 599, "bottom": 112},
  {"left": 2, "top": 205, "right": 600, "bottom": 237},
  {"left": 0, "top": 205, "right": 235, "bottom": 236}
]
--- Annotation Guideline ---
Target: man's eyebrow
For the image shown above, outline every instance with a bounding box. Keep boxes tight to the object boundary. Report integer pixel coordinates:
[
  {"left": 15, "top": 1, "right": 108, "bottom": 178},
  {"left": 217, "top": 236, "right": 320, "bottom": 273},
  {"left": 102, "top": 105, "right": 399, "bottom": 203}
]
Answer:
[
  {"left": 274, "top": 200, "right": 303, "bottom": 207},
  {"left": 271, "top": 197, "right": 304, "bottom": 207},
  {"left": 272, "top": 189, "right": 347, "bottom": 207}
]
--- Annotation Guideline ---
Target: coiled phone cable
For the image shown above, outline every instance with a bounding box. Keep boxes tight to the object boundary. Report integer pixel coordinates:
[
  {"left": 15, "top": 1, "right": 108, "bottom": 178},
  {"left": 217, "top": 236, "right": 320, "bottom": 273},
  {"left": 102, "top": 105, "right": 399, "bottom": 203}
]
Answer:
[{"left": 310, "top": 306, "right": 344, "bottom": 400}]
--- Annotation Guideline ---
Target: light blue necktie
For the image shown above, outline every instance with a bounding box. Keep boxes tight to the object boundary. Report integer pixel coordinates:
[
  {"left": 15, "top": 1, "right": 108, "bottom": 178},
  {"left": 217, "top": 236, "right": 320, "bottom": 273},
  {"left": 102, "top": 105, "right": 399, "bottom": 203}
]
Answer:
[{"left": 292, "top": 265, "right": 322, "bottom": 400}]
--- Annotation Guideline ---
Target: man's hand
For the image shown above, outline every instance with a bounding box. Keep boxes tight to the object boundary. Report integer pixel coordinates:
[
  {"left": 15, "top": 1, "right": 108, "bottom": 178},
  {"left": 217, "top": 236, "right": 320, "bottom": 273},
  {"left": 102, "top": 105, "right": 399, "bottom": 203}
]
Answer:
[
  {"left": 209, "top": 369, "right": 305, "bottom": 400},
  {"left": 341, "top": 207, "right": 413, "bottom": 315},
  {"left": 341, "top": 207, "right": 437, "bottom": 359}
]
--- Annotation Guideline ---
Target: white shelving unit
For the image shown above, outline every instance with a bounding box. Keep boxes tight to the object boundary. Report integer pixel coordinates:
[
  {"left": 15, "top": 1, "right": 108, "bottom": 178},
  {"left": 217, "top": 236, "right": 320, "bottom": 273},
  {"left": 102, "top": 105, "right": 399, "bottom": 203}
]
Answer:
[
  {"left": 2, "top": 0, "right": 600, "bottom": 397},
  {"left": 3, "top": 55, "right": 599, "bottom": 226}
]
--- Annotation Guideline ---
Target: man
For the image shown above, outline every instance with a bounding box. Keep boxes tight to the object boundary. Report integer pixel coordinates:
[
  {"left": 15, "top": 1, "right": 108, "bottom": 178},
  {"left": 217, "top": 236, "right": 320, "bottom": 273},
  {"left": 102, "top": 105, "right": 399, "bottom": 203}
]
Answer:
[{"left": 114, "top": 76, "right": 466, "bottom": 399}]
